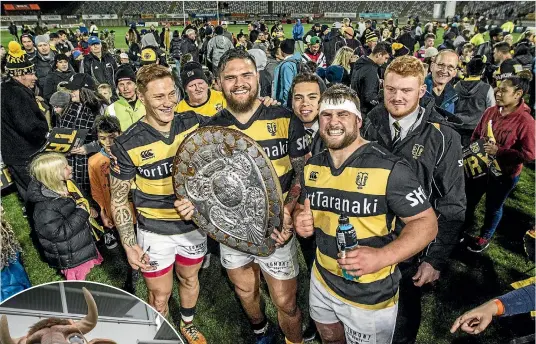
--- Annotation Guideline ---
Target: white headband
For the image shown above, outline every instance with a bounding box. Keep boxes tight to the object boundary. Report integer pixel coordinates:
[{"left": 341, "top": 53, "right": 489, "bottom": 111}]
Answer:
[{"left": 318, "top": 99, "right": 362, "bottom": 119}]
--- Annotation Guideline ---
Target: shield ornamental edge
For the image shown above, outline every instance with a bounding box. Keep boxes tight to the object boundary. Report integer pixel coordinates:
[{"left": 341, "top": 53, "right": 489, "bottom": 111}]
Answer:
[{"left": 172, "top": 126, "right": 283, "bottom": 257}]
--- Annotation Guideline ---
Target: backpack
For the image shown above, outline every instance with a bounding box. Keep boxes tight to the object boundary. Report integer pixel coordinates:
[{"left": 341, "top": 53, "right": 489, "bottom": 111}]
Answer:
[{"left": 276, "top": 58, "right": 312, "bottom": 108}]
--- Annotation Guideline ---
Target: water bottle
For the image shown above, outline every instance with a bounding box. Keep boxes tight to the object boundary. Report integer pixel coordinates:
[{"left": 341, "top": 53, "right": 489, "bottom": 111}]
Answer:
[{"left": 336, "top": 214, "right": 359, "bottom": 281}]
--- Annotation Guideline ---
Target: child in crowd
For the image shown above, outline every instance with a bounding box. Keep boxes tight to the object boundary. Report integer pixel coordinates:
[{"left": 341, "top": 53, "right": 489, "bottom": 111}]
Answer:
[
  {"left": 27, "top": 152, "right": 103, "bottom": 280},
  {"left": 97, "top": 83, "right": 113, "bottom": 103},
  {"left": 88, "top": 115, "right": 124, "bottom": 250}
]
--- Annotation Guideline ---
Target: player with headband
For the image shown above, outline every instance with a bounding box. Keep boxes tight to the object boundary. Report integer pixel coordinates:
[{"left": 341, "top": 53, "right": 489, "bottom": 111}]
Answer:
[{"left": 293, "top": 84, "right": 438, "bottom": 344}]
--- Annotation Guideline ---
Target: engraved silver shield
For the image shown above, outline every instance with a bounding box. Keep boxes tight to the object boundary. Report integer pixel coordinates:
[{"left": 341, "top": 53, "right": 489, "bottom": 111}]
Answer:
[{"left": 173, "top": 127, "right": 283, "bottom": 257}]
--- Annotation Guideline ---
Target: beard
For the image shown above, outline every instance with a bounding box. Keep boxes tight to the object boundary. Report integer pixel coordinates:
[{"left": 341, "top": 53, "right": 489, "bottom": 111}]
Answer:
[
  {"left": 385, "top": 98, "right": 419, "bottom": 118},
  {"left": 320, "top": 125, "right": 359, "bottom": 150},
  {"left": 224, "top": 82, "right": 259, "bottom": 113}
]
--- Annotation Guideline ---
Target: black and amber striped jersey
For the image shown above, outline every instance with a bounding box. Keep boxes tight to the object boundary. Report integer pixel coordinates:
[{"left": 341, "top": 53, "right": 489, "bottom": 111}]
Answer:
[
  {"left": 300, "top": 142, "right": 431, "bottom": 310},
  {"left": 110, "top": 111, "right": 209, "bottom": 235},
  {"left": 202, "top": 104, "right": 310, "bottom": 196}
]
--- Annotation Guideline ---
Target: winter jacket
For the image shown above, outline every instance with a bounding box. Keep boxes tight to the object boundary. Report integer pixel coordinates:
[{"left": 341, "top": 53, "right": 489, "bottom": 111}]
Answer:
[
  {"left": 43, "top": 69, "right": 75, "bottom": 102},
  {"left": 363, "top": 98, "right": 466, "bottom": 271},
  {"left": 128, "top": 42, "right": 141, "bottom": 62},
  {"left": 207, "top": 35, "right": 233, "bottom": 70},
  {"left": 302, "top": 49, "right": 327, "bottom": 68},
  {"left": 35, "top": 52, "right": 56, "bottom": 92},
  {"left": 471, "top": 100, "right": 535, "bottom": 178},
  {"left": 292, "top": 20, "right": 304, "bottom": 40},
  {"left": 397, "top": 32, "right": 416, "bottom": 53},
  {"left": 323, "top": 31, "right": 347, "bottom": 66},
  {"left": 350, "top": 56, "right": 381, "bottom": 116},
  {"left": 423, "top": 74, "right": 458, "bottom": 116},
  {"left": 56, "top": 41, "right": 74, "bottom": 55},
  {"left": 26, "top": 179, "right": 98, "bottom": 270},
  {"left": 0, "top": 78, "right": 49, "bottom": 165},
  {"left": 170, "top": 37, "right": 183, "bottom": 59},
  {"left": 223, "top": 30, "right": 233, "bottom": 43},
  {"left": 454, "top": 77, "right": 495, "bottom": 130},
  {"left": 180, "top": 37, "right": 199, "bottom": 63},
  {"left": 105, "top": 97, "right": 146, "bottom": 132},
  {"left": 303, "top": 29, "right": 319, "bottom": 43},
  {"left": 272, "top": 53, "right": 302, "bottom": 106},
  {"left": 81, "top": 52, "right": 118, "bottom": 90}
]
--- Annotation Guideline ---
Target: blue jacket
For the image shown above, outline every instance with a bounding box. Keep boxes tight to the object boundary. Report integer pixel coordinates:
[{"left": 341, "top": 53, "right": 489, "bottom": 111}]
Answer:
[
  {"left": 292, "top": 20, "right": 304, "bottom": 40},
  {"left": 423, "top": 74, "right": 458, "bottom": 115},
  {"left": 272, "top": 53, "right": 302, "bottom": 107}
]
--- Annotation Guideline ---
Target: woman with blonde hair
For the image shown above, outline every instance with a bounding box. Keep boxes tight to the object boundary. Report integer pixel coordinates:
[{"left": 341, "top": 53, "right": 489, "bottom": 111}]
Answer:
[
  {"left": 331, "top": 46, "right": 355, "bottom": 85},
  {"left": 26, "top": 152, "right": 103, "bottom": 280}
]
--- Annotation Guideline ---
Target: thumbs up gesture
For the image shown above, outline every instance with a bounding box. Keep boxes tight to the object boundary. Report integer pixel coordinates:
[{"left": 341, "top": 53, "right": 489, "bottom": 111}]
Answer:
[{"left": 294, "top": 198, "right": 314, "bottom": 238}]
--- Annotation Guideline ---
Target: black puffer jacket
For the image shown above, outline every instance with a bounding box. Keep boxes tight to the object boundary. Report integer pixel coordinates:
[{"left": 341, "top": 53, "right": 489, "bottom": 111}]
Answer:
[
  {"left": 350, "top": 56, "right": 381, "bottom": 116},
  {"left": 27, "top": 179, "right": 98, "bottom": 269},
  {"left": 43, "top": 69, "right": 75, "bottom": 102}
]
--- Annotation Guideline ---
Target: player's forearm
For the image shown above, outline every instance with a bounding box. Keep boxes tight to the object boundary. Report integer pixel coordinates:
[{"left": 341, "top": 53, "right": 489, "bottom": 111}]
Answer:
[
  {"left": 284, "top": 156, "right": 305, "bottom": 210},
  {"left": 110, "top": 176, "right": 137, "bottom": 247},
  {"left": 379, "top": 209, "right": 438, "bottom": 267}
]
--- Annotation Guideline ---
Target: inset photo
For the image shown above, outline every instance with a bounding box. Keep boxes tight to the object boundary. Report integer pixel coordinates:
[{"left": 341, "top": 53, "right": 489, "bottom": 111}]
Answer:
[{"left": 0, "top": 281, "right": 184, "bottom": 344}]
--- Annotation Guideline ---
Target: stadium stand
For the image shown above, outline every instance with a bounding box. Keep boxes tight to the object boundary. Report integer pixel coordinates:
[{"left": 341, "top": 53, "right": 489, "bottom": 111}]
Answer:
[
  {"left": 272, "top": 2, "right": 315, "bottom": 14},
  {"left": 123, "top": 1, "right": 173, "bottom": 15},
  {"left": 228, "top": 1, "right": 269, "bottom": 14},
  {"left": 76, "top": 1, "right": 124, "bottom": 14}
]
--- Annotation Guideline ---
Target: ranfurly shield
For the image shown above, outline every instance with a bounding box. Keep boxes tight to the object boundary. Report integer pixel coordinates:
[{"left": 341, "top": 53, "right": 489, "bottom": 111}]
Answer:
[{"left": 173, "top": 127, "right": 283, "bottom": 257}]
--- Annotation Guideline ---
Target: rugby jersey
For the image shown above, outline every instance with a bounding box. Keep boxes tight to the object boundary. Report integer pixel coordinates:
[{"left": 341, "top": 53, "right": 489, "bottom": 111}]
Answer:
[
  {"left": 300, "top": 142, "right": 431, "bottom": 310},
  {"left": 202, "top": 104, "right": 309, "bottom": 196},
  {"left": 110, "top": 111, "right": 209, "bottom": 235},
  {"left": 175, "top": 89, "right": 227, "bottom": 117}
]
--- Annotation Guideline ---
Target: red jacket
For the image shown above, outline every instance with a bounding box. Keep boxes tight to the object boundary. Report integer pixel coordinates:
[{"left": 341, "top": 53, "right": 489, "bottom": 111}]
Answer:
[{"left": 471, "top": 100, "right": 535, "bottom": 177}]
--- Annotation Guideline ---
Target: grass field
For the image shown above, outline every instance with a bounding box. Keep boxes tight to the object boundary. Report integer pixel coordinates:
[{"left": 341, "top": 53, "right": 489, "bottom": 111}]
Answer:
[{"left": 1, "top": 23, "right": 534, "bottom": 344}]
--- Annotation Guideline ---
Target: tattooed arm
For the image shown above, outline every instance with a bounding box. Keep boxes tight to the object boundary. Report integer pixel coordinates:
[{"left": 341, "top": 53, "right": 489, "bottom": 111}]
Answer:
[
  {"left": 272, "top": 155, "right": 306, "bottom": 246},
  {"left": 110, "top": 175, "right": 153, "bottom": 270},
  {"left": 284, "top": 155, "right": 306, "bottom": 211}
]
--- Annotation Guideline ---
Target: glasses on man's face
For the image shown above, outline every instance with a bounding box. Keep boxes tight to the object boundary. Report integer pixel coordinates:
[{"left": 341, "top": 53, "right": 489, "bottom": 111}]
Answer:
[{"left": 434, "top": 62, "right": 457, "bottom": 73}]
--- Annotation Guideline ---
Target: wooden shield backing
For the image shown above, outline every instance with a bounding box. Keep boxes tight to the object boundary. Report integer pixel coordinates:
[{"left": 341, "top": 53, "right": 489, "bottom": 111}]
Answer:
[{"left": 173, "top": 127, "right": 283, "bottom": 257}]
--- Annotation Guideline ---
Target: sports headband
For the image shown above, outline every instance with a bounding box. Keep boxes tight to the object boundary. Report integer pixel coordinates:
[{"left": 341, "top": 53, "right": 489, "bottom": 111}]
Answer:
[{"left": 318, "top": 99, "right": 362, "bottom": 119}]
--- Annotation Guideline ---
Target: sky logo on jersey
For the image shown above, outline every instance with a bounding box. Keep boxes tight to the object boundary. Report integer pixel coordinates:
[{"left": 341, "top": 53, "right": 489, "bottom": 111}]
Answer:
[{"left": 406, "top": 186, "right": 426, "bottom": 207}]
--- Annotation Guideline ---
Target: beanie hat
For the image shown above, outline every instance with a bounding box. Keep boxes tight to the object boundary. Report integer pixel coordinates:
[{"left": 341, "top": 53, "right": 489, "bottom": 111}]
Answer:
[
  {"left": 215, "top": 26, "right": 224, "bottom": 35},
  {"left": 326, "top": 65, "right": 344, "bottom": 84},
  {"left": 20, "top": 33, "right": 34, "bottom": 43},
  {"left": 280, "top": 39, "right": 295, "bottom": 55},
  {"left": 49, "top": 91, "right": 71, "bottom": 108},
  {"left": 49, "top": 32, "right": 59, "bottom": 40},
  {"left": 34, "top": 35, "right": 49, "bottom": 46},
  {"left": 467, "top": 56, "right": 486, "bottom": 76},
  {"left": 489, "top": 27, "right": 503, "bottom": 39},
  {"left": 115, "top": 66, "right": 136, "bottom": 86},
  {"left": 205, "top": 27, "right": 213, "bottom": 36},
  {"left": 392, "top": 43, "right": 410, "bottom": 57},
  {"left": 140, "top": 47, "right": 157, "bottom": 65},
  {"left": 5, "top": 41, "right": 35, "bottom": 77},
  {"left": 64, "top": 73, "right": 96, "bottom": 91},
  {"left": 424, "top": 47, "right": 439, "bottom": 58},
  {"left": 54, "top": 53, "right": 69, "bottom": 65},
  {"left": 321, "top": 24, "right": 329, "bottom": 32},
  {"left": 365, "top": 31, "right": 378, "bottom": 43},
  {"left": 173, "top": 30, "right": 180, "bottom": 38},
  {"left": 181, "top": 62, "right": 208, "bottom": 89},
  {"left": 309, "top": 36, "right": 321, "bottom": 45}
]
